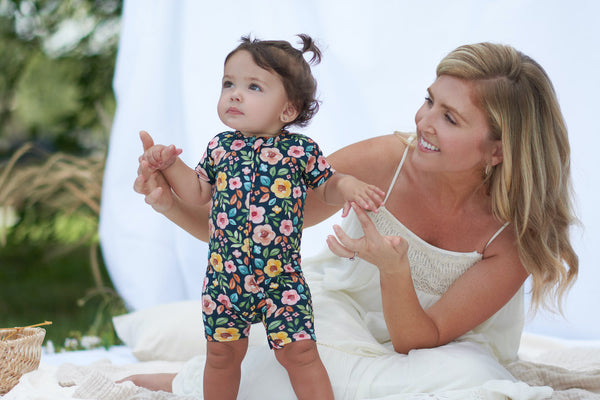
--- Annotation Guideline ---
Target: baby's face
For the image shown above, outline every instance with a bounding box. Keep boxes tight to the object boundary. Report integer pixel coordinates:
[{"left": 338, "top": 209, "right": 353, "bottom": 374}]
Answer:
[{"left": 218, "top": 50, "right": 295, "bottom": 137}]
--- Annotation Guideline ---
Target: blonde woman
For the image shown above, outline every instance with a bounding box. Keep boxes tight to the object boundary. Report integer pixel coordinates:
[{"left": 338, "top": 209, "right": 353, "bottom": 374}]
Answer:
[{"left": 127, "top": 42, "right": 578, "bottom": 399}]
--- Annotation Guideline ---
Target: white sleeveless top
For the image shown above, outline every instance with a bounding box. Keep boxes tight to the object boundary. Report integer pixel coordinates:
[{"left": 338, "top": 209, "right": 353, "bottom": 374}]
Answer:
[{"left": 315, "top": 136, "right": 524, "bottom": 363}]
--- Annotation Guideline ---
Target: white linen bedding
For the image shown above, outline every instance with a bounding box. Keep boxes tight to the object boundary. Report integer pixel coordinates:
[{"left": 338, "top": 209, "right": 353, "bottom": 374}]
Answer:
[{"left": 3, "top": 311, "right": 600, "bottom": 399}]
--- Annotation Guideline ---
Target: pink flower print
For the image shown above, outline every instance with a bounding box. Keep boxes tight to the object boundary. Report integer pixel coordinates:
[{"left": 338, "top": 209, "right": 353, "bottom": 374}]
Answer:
[
  {"left": 217, "top": 293, "right": 233, "bottom": 308},
  {"left": 230, "top": 139, "right": 246, "bottom": 151},
  {"left": 293, "top": 331, "right": 312, "bottom": 341},
  {"left": 252, "top": 224, "right": 276, "bottom": 246},
  {"left": 279, "top": 220, "right": 293, "bottom": 236},
  {"left": 317, "top": 155, "right": 330, "bottom": 171},
  {"left": 259, "top": 147, "right": 283, "bottom": 165},
  {"left": 244, "top": 275, "right": 261, "bottom": 293},
  {"left": 248, "top": 205, "right": 265, "bottom": 224},
  {"left": 208, "top": 219, "right": 215, "bottom": 237},
  {"left": 232, "top": 249, "right": 242, "bottom": 258},
  {"left": 287, "top": 145, "right": 305, "bottom": 158},
  {"left": 224, "top": 260, "right": 236, "bottom": 273},
  {"left": 292, "top": 187, "right": 302, "bottom": 199},
  {"left": 265, "top": 298, "right": 277, "bottom": 318},
  {"left": 243, "top": 325, "right": 251, "bottom": 337},
  {"left": 211, "top": 146, "right": 226, "bottom": 165},
  {"left": 281, "top": 289, "right": 300, "bottom": 305},
  {"left": 229, "top": 177, "right": 242, "bottom": 190},
  {"left": 216, "top": 212, "right": 229, "bottom": 229},
  {"left": 305, "top": 321, "right": 312, "bottom": 329},
  {"left": 253, "top": 138, "right": 264, "bottom": 150},
  {"left": 242, "top": 166, "right": 251, "bottom": 175},
  {"left": 208, "top": 137, "right": 219, "bottom": 149},
  {"left": 283, "top": 264, "right": 295, "bottom": 273},
  {"left": 306, "top": 155, "right": 316, "bottom": 173},
  {"left": 195, "top": 165, "right": 209, "bottom": 181},
  {"left": 202, "top": 294, "right": 217, "bottom": 315}
]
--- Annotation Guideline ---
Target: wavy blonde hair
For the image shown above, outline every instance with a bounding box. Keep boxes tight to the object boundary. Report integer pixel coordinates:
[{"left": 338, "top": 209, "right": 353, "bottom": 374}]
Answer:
[{"left": 436, "top": 43, "right": 578, "bottom": 313}]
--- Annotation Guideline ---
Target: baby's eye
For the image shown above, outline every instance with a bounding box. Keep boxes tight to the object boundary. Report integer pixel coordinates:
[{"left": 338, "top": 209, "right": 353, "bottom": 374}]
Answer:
[
  {"left": 424, "top": 96, "right": 433, "bottom": 106},
  {"left": 223, "top": 80, "right": 233, "bottom": 88},
  {"left": 249, "top": 83, "right": 262, "bottom": 92}
]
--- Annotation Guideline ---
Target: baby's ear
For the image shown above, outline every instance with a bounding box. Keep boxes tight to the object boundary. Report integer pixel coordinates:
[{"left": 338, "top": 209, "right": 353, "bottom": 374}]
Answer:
[{"left": 280, "top": 102, "right": 299, "bottom": 124}]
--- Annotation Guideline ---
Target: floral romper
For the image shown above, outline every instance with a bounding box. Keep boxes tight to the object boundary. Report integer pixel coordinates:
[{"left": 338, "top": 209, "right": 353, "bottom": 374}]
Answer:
[{"left": 195, "top": 130, "right": 335, "bottom": 349}]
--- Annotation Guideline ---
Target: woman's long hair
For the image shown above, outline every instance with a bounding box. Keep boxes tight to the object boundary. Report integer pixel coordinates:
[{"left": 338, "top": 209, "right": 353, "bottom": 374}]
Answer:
[{"left": 437, "top": 42, "right": 578, "bottom": 313}]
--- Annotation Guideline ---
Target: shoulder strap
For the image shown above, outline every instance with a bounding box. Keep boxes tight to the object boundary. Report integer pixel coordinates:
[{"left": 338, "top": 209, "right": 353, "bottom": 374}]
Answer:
[
  {"left": 383, "top": 134, "right": 414, "bottom": 204},
  {"left": 483, "top": 222, "right": 510, "bottom": 251}
]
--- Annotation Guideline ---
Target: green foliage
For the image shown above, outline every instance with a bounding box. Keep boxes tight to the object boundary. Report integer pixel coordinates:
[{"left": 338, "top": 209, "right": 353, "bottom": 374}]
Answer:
[
  {"left": 0, "top": 0, "right": 121, "bottom": 156},
  {"left": 0, "top": 0, "right": 124, "bottom": 349}
]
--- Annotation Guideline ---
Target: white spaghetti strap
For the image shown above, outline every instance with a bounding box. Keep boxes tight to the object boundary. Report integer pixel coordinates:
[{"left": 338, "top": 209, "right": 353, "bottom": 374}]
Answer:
[
  {"left": 383, "top": 135, "right": 415, "bottom": 204},
  {"left": 483, "top": 222, "right": 510, "bottom": 251}
]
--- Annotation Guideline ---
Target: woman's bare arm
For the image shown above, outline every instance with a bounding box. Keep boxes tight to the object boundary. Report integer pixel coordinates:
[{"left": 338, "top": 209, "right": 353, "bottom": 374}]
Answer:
[
  {"left": 328, "top": 204, "right": 529, "bottom": 353},
  {"left": 304, "top": 134, "right": 405, "bottom": 227}
]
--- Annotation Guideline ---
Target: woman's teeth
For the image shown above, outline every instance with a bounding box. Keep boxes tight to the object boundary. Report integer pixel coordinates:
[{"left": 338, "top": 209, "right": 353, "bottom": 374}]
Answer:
[{"left": 420, "top": 137, "right": 440, "bottom": 151}]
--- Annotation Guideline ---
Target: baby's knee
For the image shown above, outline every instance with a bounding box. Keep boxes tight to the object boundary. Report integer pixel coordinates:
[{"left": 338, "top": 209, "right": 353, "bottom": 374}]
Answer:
[
  {"left": 206, "top": 340, "right": 248, "bottom": 370},
  {"left": 274, "top": 339, "right": 320, "bottom": 368}
]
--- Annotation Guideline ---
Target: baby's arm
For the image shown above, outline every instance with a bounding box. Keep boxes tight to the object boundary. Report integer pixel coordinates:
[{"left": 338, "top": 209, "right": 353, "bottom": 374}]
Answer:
[
  {"left": 139, "top": 133, "right": 211, "bottom": 205},
  {"left": 314, "top": 173, "right": 385, "bottom": 215}
]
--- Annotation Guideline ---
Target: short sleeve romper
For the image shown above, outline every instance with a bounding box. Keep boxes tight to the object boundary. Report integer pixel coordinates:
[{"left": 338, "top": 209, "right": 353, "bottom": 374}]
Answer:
[{"left": 195, "top": 130, "right": 335, "bottom": 349}]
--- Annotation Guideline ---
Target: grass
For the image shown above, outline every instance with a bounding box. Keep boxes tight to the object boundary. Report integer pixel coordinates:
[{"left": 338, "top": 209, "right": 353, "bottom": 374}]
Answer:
[
  {"left": 0, "top": 143, "right": 126, "bottom": 349},
  {"left": 0, "top": 242, "right": 123, "bottom": 347}
]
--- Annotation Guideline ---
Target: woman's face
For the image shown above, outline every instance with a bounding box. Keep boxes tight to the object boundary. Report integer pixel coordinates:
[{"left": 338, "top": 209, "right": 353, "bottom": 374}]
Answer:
[{"left": 413, "top": 75, "right": 500, "bottom": 177}]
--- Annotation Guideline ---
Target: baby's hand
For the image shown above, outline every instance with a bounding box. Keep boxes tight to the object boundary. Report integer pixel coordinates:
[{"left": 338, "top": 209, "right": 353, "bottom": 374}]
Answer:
[
  {"left": 139, "top": 143, "right": 183, "bottom": 171},
  {"left": 339, "top": 176, "right": 385, "bottom": 217}
]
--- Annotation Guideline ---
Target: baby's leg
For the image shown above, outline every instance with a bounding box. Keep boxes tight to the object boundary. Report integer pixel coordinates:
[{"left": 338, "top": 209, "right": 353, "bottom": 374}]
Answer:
[
  {"left": 117, "top": 373, "right": 176, "bottom": 392},
  {"left": 274, "top": 339, "right": 334, "bottom": 400},
  {"left": 204, "top": 339, "right": 249, "bottom": 400}
]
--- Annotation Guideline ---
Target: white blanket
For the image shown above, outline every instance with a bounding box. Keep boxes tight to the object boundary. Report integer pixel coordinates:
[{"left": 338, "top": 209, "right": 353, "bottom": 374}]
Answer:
[{"left": 3, "top": 334, "right": 600, "bottom": 400}]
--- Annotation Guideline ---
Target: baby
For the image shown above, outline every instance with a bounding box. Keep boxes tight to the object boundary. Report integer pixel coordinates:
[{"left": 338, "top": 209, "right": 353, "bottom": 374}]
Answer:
[{"left": 139, "top": 34, "right": 384, "bottom": 399}]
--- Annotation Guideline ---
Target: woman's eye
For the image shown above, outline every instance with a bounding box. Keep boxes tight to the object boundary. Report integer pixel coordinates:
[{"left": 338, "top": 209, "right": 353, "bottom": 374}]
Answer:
[
  {"left": 445, "top": 113, "right": 457, "bottom": 125},
  {"left": 249, "top": 83, "right": 261, "bottom": 92},
  {"left": 424, "top": 96, "right": 433, "bottom": 105}
]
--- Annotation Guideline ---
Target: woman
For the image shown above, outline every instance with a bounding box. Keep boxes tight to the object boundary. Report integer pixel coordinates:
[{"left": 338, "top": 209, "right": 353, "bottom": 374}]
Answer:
[{"left": 127, "top": 42, "right": 577, "bottom": 399}]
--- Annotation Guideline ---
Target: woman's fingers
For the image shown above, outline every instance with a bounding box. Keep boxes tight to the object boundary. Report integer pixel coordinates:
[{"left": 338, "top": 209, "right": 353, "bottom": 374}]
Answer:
[
  {"left": 326, "top": 234, "right": 355, "bottom": 258},
  {"left": 351, "top": 202, "right": 381, "bottom": 237}
]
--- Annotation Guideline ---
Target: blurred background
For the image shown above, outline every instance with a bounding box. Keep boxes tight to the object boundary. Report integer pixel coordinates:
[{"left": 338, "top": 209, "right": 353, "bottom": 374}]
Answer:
[
  {"left": 0, "top": 0, "right": 124, "bottom": 349},
  {"left": 1, "top": 0, "right": 599, "bottom": 352}
]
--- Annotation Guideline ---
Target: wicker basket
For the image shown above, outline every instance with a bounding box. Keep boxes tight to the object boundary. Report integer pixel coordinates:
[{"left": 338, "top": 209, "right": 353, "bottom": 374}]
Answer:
[{"left": 0, "top": 327, "right": 46, "bottom": 395}]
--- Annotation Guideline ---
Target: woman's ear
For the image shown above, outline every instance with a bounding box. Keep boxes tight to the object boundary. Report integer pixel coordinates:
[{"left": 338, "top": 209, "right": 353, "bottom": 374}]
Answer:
[
  {"left": 491, "top": 140, "right": 503, "bottom": 166},
  {"left": 280, "top": 102, "right": 299, "bottom": 124}
]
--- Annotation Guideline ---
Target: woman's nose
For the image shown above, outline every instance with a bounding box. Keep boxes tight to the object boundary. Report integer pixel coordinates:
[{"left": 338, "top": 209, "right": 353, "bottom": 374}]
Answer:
[{"left": 415, "top": 105, "right": 433, "bottom": 133}]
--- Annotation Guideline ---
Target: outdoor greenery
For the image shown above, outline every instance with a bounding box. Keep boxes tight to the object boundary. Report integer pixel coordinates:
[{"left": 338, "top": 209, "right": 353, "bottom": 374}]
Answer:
[{"left": 0, "top": 0, "right": 125, "bottom": 349}]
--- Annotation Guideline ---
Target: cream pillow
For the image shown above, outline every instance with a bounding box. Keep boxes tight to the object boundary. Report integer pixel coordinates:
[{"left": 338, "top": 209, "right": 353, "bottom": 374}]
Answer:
[{"left": 113, "top": 300, "right": 268, "bottom": 361}]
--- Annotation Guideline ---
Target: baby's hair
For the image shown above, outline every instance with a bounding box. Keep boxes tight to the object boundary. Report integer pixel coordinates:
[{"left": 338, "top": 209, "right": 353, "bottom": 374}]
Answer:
[{"left": 225, "top": 34, "right": 322, "bottom": 127}]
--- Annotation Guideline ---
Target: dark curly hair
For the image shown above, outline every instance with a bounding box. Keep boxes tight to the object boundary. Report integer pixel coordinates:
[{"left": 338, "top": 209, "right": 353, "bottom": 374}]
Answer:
[{"left": 225, "top": 34, "right": 322, "bottom": 128}]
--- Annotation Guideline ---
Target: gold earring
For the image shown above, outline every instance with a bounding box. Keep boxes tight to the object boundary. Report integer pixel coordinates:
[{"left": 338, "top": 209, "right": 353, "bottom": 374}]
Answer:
[{"left": 485, "top": 164, "right": 492, "bottom": 177}]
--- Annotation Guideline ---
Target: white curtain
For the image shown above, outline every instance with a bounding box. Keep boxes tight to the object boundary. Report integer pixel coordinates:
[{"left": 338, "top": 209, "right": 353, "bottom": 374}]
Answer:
[{"left": 99, "top": 0, "right": 600, "bottom": 340}]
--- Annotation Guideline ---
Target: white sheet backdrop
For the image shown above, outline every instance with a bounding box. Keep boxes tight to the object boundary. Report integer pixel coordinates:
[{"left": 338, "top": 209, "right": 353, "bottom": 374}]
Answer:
[{"left": 99, "top": 0, "right": 600, "bottom": 340}]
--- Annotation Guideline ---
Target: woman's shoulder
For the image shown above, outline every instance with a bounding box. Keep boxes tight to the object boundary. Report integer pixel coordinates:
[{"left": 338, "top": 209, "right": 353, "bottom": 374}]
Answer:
[
  {"left": 327, "top": 132, "right": 413, "bottom": 186},
  {"left": 345, "top": 132, "right": 413, "bottom": 155}
]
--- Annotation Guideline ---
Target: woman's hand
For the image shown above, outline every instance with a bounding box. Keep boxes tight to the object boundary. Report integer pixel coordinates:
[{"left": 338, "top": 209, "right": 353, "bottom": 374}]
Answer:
[
  {"left": 133, "top": 131, "right": 176, "bottom": 213},
  {"left": 326, "top": 203, "right": 409, "bottom": 273}
]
